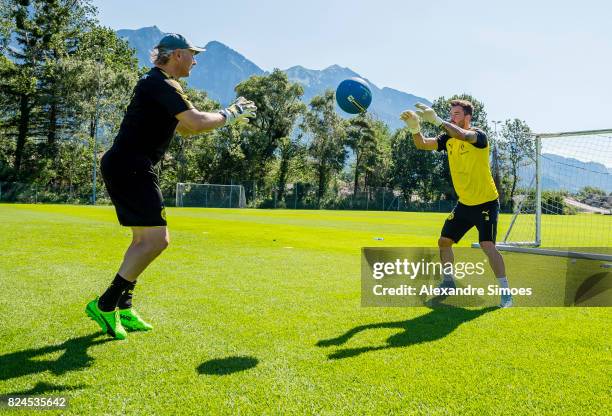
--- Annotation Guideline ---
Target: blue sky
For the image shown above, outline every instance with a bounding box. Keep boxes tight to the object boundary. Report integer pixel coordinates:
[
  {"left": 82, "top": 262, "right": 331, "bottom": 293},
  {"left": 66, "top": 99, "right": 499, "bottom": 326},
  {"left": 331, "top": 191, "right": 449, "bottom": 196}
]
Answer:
[{"left": 92, "top": 0, "right": 612, "bottom": 135}]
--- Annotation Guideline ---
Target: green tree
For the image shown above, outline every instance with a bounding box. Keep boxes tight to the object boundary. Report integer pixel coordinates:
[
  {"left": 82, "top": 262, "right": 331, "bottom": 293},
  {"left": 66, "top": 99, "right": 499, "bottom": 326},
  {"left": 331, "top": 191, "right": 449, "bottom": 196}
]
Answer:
[
  {"left": 0, "top": 0, "right": 100, "bottom": 182},
  {"left": 499, "top": 118, "right": 533, "bottom": 211},
  {"left": 0, "top": 0, "right": 13, "bottom": 53},
  {"left": 302, "top": 90, "right": 347, "bottom": 206},
  {"left": 576, "top": 186, "right": 606, "bottom": 199},
  {"left": 234, "top": 69, "right": 305, "bottom": 194},
  {"left": 363, "top": 118, "right": 392, "bottom": 190},
  {"left": 345, "top": 113, "right": 376, "bottom": 193},
  {"left": 390, "top": 128, "right": 440, "bottom": 204}
]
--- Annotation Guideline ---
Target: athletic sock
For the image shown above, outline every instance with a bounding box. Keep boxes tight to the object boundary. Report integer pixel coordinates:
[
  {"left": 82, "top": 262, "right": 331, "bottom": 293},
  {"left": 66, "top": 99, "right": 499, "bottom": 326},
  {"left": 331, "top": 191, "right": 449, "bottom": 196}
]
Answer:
[
  {"left": 443, "top": 273, "right": 454, "bottom": 282},
  {"left": 98, "top": 274, "right": 133, "bottom": 312},
  {"left": 497, "top": 276, "right": 509, "bottom": 289},
  {"left": 117, "top": 280, "right": 137, "bottom": 310}
]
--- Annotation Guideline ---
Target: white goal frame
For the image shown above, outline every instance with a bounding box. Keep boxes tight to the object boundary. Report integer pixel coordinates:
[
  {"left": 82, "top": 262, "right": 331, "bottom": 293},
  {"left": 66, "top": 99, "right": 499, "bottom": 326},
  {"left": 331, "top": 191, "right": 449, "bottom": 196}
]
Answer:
[
  {"left": 175, "top": 183, "right": 247, "bottom": 208},
  {"left": 473, "top": 128, "right": 612, "bottom": 261}
]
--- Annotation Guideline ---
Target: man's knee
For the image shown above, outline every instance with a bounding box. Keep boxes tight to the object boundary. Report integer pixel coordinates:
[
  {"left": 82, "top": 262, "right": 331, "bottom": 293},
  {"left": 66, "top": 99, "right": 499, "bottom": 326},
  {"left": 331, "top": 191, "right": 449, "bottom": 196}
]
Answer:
[
  {"left": 479, "top": 241, "right": 497, "bottom": 254},
  {"left": 438, "top": 237, "right": 454, "bottom": 248},
  {"left": 135, "top": 228, "right": 169, "bottom": 254},
  {"left": 143, "top": 235, "right": 168, "bottom": 255}
]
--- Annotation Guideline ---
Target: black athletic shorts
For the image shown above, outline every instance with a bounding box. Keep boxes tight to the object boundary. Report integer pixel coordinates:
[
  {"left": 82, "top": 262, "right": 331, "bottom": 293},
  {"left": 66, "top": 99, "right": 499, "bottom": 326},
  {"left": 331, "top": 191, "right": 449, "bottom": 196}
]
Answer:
[
  {"left": 441, "top": 199, "right": 499, "bottom": 243},
  {"left": 100, "top": 150, "right": 167, "bottom": 227}
]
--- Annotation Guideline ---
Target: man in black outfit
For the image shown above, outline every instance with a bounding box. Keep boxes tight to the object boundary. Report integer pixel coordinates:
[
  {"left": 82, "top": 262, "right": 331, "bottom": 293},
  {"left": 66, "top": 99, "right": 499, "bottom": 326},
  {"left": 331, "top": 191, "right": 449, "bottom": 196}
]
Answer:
[{"left": 85, "top": 33, "right": 256, "bottom": 339}]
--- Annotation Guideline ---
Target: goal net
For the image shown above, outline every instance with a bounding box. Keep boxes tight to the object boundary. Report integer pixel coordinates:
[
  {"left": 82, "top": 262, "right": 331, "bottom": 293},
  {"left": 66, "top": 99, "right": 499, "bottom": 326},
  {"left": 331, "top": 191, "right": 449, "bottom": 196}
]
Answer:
[
  {"left": 175, "top": 183, "right": 246, "bottom": 208},
  {"left": 499, "top": 129, "right": 611, "bottom": 259}
]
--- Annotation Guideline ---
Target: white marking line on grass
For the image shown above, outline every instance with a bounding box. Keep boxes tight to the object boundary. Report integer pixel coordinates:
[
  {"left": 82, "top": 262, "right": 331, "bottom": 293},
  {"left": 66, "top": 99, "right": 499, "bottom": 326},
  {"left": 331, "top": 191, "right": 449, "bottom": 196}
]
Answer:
[{"left": 284, "top": 246, "right": 294, "bottom": 249}]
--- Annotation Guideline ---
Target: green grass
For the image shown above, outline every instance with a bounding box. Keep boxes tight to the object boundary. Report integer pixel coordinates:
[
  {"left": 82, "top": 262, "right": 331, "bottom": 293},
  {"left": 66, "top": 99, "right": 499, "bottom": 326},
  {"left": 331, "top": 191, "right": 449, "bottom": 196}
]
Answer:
[{"left": 0, "top": 204, "right": 610, "bottom": 415}]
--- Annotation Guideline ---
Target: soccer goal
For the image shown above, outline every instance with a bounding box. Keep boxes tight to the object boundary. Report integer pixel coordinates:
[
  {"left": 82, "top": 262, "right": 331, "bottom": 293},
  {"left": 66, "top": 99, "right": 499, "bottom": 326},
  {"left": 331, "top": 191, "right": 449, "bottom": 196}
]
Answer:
[
  {"left": 175, "top": 183, "right": 247, "bottom": 208},
  {"left": 479, "top": 129, "right": 612, "bottom": 261}
]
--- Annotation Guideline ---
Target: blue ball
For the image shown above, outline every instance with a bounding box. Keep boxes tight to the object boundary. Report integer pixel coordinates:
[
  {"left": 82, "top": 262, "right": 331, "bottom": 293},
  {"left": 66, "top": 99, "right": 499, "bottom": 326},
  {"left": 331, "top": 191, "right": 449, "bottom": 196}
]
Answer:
[{"left": 335, "top": 77, "right": 372, "bottom": 114}]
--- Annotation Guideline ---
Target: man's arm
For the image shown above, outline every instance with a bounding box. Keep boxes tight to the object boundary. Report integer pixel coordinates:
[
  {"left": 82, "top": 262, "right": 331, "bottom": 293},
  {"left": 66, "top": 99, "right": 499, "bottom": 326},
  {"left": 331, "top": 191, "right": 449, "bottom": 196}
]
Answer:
[
  {"left": 175, "top": 109, "right": 226, "bottom": 134},
  {"left": 412, "top": 132, "right": 439, "bottom": 151},
  {"left": 400, "top": 110, "right": 438, "bottom": 150},
  {"left": 175, "top": 96, "right": 257, "bottom": 135},
  {"left": 439, "top": 121, "right": 478, "bottom": 144},
  {"left": 175, "top": 120, "right": 200, "bottom": 137}
]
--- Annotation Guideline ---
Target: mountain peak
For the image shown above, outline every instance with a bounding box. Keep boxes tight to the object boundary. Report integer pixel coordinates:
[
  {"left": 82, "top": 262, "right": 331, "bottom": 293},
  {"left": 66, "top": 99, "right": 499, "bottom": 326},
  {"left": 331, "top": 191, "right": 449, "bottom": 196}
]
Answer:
[{"left": 116, "top": 26, "right": 430, "bottom": 127}]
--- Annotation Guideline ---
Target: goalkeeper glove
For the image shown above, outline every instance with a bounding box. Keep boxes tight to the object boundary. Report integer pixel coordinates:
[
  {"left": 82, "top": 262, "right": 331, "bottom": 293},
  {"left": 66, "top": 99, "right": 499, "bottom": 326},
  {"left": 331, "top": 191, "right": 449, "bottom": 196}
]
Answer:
[
  {"left": 400, "top": 110, "right": 421, "bottom": 134},
  {"left": 415, "top": 103, "right": 444, "bottom": 127},
  {"left": 220, "top": 96, "right": 257, "bottom": 126}
]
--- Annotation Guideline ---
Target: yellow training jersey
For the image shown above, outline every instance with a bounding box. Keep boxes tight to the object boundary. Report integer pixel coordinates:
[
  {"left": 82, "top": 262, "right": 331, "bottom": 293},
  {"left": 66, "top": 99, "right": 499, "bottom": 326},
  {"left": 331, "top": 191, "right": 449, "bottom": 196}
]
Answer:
[{"left": 437, "top": 129, "right": 498, "bottom": 206}]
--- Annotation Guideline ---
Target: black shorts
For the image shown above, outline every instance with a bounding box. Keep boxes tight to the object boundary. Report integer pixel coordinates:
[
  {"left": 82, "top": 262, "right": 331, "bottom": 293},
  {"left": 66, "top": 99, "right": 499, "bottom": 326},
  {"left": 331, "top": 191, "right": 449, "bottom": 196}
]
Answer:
[
  {"left": 100, "top": 150, "right": 167, "bottom": 227},
  {"left": 441, "top": 199, "right": 499, "bottom": 243}
]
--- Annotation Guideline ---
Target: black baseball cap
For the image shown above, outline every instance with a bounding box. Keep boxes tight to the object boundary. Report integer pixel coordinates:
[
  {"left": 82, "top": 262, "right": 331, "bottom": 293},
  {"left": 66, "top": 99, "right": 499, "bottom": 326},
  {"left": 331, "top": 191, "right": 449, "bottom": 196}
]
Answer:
[{"left": 155, "top": 33, "right": 205, "bottom": 54}]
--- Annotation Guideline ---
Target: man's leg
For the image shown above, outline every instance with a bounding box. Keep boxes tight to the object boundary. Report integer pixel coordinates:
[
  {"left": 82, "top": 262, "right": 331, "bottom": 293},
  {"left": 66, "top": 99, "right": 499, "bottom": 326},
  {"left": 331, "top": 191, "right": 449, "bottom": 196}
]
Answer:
[
  {"left": 118, "top": 226, "right": 170, "bottom": 282},
  {"left": 479, "top": 241, "right": 512, "bottom": 307},
  {"left": 115, "top": 227, "right": 168, "bottom": 331},
  {"left": 88, "top": 227, "right": 168, "bottom": 337},
  {"left": 438, "top": 204, "right": 472, "bottom": 288},
  {"left": 99, "top": 226, "right": 169, "bottom": 310},
  {"left": 438, "top": 237, "right": 456, "bottom": 288},
  {"left": 479, "top": 241, "right": 505, "bottom": 277}
]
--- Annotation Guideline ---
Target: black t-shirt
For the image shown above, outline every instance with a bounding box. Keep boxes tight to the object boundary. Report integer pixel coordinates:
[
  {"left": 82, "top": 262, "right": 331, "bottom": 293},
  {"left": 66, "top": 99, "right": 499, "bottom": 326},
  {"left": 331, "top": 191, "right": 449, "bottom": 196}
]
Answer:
[
  {"left": 110, "top": 67, "right": 194, "bottom": 165},
  {"left": 436, "top": 128, "right": 488, "bottom": 152}
]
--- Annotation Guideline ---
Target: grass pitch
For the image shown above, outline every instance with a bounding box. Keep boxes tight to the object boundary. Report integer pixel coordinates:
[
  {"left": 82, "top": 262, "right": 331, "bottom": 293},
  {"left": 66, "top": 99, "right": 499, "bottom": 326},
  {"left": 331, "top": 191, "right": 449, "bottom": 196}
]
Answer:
[{"left": 0, "top": 204, "right": 610, "bottom": 415}]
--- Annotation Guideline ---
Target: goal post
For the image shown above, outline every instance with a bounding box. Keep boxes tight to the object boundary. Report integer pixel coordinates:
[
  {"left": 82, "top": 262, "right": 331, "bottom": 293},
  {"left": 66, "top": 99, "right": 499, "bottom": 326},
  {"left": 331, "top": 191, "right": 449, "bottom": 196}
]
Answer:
[
  {"left": 175, "top": 183, "right": 246, "bottom": 208},
  {"left": 475, "top": 128, "right": 612, "bottom": 261}
]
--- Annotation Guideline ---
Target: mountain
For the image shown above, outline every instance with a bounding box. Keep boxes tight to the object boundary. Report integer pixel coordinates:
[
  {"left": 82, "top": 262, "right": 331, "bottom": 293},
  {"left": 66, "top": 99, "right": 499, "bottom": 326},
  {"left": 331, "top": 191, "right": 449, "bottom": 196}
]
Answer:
[
  {"left": 116, "top": 26, "right": 428, "bottom": 129},
  {"left": 284, "top": 65, "right": 428, "bottom": 129},
  {"left": 518, "top": 154, "right": 612, "bottom": 193},
  {"left": 188, "top": 41, "right": 266, "bottom": 105},
  {"left": 116, "top": 26, "right": 165, "bottom": 67},
  {"left": 116, "top": 26, "right": 266, "bottom": 105}
]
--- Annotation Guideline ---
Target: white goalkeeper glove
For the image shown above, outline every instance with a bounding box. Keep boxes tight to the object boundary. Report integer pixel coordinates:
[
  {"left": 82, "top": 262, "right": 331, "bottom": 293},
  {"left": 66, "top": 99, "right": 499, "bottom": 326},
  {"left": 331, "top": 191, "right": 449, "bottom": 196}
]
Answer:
[
  {"left": 220, "top": 96, "right": 257, "bottom": 126},
  {"left": 415, "top": 102, "right": 444, "bottom": 127},
  {"left": 400, "top": 110, "right": 421, "bottom": 134}
]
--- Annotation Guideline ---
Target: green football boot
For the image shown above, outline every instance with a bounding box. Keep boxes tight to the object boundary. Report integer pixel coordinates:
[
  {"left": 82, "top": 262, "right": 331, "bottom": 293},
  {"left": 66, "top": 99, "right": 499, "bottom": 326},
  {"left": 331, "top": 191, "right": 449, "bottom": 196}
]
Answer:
[
  {"left": 119, "top": 308, "right": 153, "bottom": 331},
  {"left": 85, "top": 299, "right": 127, "bottom": 340}
]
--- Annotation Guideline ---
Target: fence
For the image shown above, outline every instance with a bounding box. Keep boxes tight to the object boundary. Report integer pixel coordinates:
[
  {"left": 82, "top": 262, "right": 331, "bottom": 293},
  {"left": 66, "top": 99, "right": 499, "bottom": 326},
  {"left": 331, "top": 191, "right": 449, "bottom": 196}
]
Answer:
[
  {"left": 0, "top": 180, "right": 457, "bottom": 213},
  {"left": 0, "top": 182, "right": 110, "bottom": 205}
]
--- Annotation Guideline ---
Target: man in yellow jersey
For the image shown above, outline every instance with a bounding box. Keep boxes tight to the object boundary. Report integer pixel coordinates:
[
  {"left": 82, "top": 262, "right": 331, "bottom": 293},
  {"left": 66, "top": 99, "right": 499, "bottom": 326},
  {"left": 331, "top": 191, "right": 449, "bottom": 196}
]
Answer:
[{"left": 400, "top": 100, "right": 512, "bottom": 308}]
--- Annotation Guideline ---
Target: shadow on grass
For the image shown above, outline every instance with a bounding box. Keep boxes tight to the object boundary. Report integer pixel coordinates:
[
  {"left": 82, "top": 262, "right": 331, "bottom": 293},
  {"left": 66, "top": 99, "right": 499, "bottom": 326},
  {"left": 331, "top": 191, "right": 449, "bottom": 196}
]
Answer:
[
  {"left": 197, "top": 356, "right": 258, "bottom": 375},
  {"left": 317, "top": 306, "right": 497, "bottom": 360},
  {"left": 3, "top": 381, "right": 87, "bottom": 396},
  {"left": 0, "top": 333, "right": 111, "bottom": 381}
]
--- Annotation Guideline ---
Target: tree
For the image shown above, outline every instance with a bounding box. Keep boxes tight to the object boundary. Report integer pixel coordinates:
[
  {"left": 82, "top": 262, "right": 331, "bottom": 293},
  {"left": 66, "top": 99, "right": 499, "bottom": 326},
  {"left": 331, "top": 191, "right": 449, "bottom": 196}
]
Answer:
[
  {"left": 363, "top": 118, "right": 392, "bottom": 190},
  {"left": 1, "top": 0, "right": 40, "bottom": 179},
  {"left": 499, "top": 118, "right": 533, "bottom": 211},
  {"left": 390, "top": 128, "right": 440, "bottom": 204},
  {"left": 345, "top": 113, "right": 376, "bottom": 194},
  {"left": 234, "top": 69, "right": 305, "bottom": 194},
  {"left": 302, "top": 90, "right": 347, "bottom": 206},
  {"left": 0, "top": 0, "right": 100, "bottom": 182},
  {"left": 0, "top": 0, "right": 13, "bottom": 54}
]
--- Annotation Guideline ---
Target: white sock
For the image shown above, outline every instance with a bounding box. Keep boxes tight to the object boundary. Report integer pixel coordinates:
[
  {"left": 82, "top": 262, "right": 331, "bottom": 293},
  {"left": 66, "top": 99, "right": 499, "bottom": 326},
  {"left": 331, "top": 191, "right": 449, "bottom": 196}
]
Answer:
[{"left": 497, "top": 276, "right": 509, "bottom": 289}]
